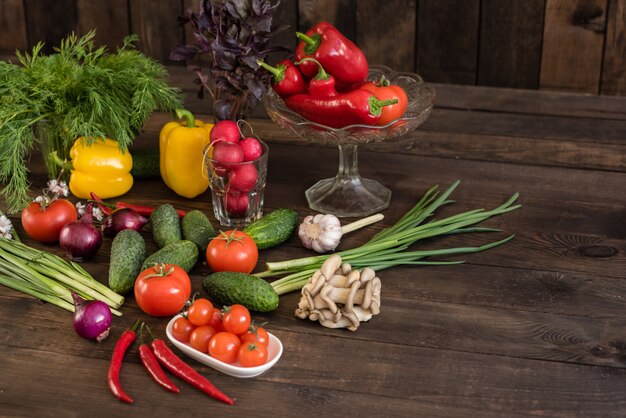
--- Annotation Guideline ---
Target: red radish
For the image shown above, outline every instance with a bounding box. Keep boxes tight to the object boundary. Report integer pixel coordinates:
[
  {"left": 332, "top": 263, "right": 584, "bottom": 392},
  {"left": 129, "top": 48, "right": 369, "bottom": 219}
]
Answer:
[
  {"left": 210, "top": 120, "right": 240, "bottom": 144},
  {"left": 226, "top": 192, "right": 248, "bottom": 215},
  {"left": 229, "top": 164, "right": 258, "bottom": 192},
  {"left": 239, "top": 137, "right": 263, "bottom": 162},
  {"left": 211, "top": 142, "right": 244, "bottom": 176}
]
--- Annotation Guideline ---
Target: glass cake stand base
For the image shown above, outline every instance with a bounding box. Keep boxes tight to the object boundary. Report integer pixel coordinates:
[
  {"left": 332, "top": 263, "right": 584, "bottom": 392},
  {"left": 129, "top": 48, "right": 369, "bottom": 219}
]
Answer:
[{"left": 305, "top": 144, "right": 390, "bottom": 217}]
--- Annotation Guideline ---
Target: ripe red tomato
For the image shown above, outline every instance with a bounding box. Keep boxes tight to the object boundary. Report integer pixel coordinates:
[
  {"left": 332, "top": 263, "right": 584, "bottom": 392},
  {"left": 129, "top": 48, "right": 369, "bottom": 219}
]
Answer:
[
  {"left": 171, "top": 316, "right": 195, "bottom": 343},
  {"left": 208, "top": 332, "right": 241, "bottom": 364},
  {"left": 238, "top": 343, "right": 268, "bottom": 367},
  {"left": 240, "top": 324, "right": 269, "bottom": 347},
  {"left": 21, "top": 199, "right": 77, "bottom": 242},
  {"left": 206, "top": 230, "right": 258, "bottom": 274},
  {"left": 360, "top": 79, "right": 408, "bottom": 125},
  {"left": 189, "top": 325, "right": 217, "bottom": 353},
  {"left": 187, "top": 298, "right": 214, "bottom": 326},
  {"left": 209, "top": 308, "right": 224, "bottom": 332},
  {"left": 134, "top": 264, "right": 191, "bottom": 317},
  {"left": 222, "top": 304, "right": 251, "bottom": 335}
]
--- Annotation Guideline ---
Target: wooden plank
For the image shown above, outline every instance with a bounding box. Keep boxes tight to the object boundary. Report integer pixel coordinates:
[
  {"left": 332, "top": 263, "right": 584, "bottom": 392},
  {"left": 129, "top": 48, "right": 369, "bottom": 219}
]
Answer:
[
  {"left": 417, "top": 0, "right": 480, "bottom": 84},
  {"left": 297, "top": 0, "right": 356, "bottom": 39},
  {"left": 129, "top": 0, "right": 183, "bottom": 62},
  {"left": 478, "top": 0, "right": 545, "bottom": 88},
  {"left": 540, "top": 0, "right": 608, "bottom": 93},
  {"left": 75, "top": 0, "right": 130, "bottom": 50},
  {"left": 356, "top": 0, "right": 416, "bottom": 71},
  {"left": 23, "top": 0, "right": 77, "bottom": 53},
  {"left": 430, "top": 83, "right": 626, "bottom": 120},
  {"left": 0, "top": 0, "right": 27, "bottom": 53},
  {"left": 601, "top": 0, "right": 626, "bottom": 95}
]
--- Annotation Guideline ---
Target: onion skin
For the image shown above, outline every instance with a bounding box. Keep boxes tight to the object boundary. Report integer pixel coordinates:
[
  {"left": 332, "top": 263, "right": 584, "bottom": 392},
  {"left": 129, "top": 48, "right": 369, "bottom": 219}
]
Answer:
[
  {"left": 102, "top": 208, "right": 148, "bottom": 237},
  {"left": 59, "top": 213, "right": 102, "bottom": 261},
  {"left": 72, "top": 293, "right": 112, "bottom": 342}
]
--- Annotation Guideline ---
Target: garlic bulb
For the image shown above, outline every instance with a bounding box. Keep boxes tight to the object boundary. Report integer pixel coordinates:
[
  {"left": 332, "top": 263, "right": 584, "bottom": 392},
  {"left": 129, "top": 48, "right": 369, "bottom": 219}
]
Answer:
[
  {"left": 298, "top": 214, "right": 343, "bottom": 253},
  {"left": 298, "top": 213, "right": 384, "bottom": 254}
]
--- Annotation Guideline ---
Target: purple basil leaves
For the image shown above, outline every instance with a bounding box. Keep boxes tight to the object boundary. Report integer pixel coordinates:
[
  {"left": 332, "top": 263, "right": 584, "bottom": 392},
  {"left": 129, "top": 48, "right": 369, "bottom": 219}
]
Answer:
[{"left": 171, "top": 0, "right": 288, "bottom": 121}]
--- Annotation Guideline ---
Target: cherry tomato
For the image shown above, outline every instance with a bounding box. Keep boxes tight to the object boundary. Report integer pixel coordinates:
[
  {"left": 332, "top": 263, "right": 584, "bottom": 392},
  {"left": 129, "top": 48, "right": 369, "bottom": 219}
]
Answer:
[
  {"left": 360, "top": 78, "right": 408, "bottom": 125},
  {"left": 21, "top": 199, "right": 77, "bottom": 243},
  {"left": 222, "top": 304, "right": 251, "bottom": 335},
  {"left": 171, "top": 316, "right": 195, "bottom": 343},
  {"left": 209, "top": 308, "right": 224, "bottom": 332},
  {"left": 189, "top": 325, "right": 217, "bottom": 353},
  {"left": 187, "top": 298, "right": 214, "bottom": 326},
  {"left": 240, "top": 324, "right": 269, "bottom": 347},
  {"left": 206, "top": 230, "right": 258, "bottom": 274},
  {"left": 238, "top": 343, "right": 268, "bottom": 367},
  {"left": 134, "top": 264, "right": 191, "bottom": 317},
  {"left": 208, "top": 332, "right": 241, "bottom": 364}
]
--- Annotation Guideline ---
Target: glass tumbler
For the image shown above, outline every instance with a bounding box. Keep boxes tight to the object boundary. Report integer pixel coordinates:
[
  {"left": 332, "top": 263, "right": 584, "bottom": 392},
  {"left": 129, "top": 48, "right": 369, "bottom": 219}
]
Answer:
[{"left": 205, "top": 140, "right": 269, "bottom": 227}]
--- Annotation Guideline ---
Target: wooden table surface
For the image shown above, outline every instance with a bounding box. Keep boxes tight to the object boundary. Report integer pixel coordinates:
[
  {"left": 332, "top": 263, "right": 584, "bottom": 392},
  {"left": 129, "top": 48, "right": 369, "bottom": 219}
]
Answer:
[{"left": 1, "top": 81, "right": 626, "bottom": 418}]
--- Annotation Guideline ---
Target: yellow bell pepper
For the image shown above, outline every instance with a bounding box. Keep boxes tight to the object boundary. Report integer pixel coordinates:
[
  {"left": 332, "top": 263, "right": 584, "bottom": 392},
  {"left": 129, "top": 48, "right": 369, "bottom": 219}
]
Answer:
[
  {"left": 160, "top": 109, "right": 213, "bottom": 198},
  {"left": 66, "top": 137, "right": 133, "bottom": 199}
]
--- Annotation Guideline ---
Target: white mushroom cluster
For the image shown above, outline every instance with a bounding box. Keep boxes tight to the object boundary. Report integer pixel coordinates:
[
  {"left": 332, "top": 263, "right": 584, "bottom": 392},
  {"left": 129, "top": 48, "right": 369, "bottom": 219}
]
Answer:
[{"left": 295, "top": 254, "right": 381, "bottom": 331}]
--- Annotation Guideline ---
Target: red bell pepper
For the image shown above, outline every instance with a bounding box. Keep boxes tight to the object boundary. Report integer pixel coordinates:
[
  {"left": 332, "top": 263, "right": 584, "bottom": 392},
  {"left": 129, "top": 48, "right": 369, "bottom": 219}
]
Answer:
[
  {"left": 286, "top": 58, "right": 397, "bottom": 128},
  {"left": 257, "top": 59, "right": 307, "bottom": 98},
  {"left": 295, "top": 21, "right": 368, "bottom": 91},
  {"left": 360, "top": 75, "right": 409, "bottom": 125}
]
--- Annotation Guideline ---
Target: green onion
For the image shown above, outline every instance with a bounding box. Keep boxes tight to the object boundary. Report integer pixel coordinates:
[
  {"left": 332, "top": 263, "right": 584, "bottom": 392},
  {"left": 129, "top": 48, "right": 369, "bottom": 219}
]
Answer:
[
  {"left": 256, "top": 181, "right": 521, "bottom": 295},
  {"left": 0, "top": 237, "right": 124, "bottom": 316}
]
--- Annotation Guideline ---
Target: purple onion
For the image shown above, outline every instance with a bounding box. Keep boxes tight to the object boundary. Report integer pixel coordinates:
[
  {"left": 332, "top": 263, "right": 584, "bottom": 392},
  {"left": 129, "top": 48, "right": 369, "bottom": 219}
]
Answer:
[
  {"left": 72, "top": 293, "right": 112, "bottom": 342},
  {"left": 102, "top": 208, "right": 148, "bottom": 237},
  {"left": 59, "top": 207, "right": 102, "bottom": 261}
]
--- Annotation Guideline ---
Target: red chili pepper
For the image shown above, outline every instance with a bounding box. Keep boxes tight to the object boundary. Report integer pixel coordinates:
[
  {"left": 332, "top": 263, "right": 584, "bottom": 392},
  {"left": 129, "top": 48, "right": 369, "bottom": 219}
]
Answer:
[
  {"left": 359, "top": 75, "right": 409, "bottom": 125},
  {"left": 107, "top": 320, "right": 141, "bottom": 404},
  {"left": 90, "top": 192, "right": 187, "bottom": 218},
  {"left": 151, "top": 339, "right": 234, "bottom": 405},
  {"left": 116, "top": 202, "right": 187, "bottom": 218},
  {"left": 295, "top": 21, "right": 368, "bottom": 91},
  {"left": 138, "top": 344, "right": 180, "bottom": 393},
  {"left": 90, "top": 192, "right": 113, "bottom": 216},
  {"left": 286, "top": 58, "right": 397, "bottom": 128},
  {"left": 257, "top": 59, "right": 307, "bottom": 98}
]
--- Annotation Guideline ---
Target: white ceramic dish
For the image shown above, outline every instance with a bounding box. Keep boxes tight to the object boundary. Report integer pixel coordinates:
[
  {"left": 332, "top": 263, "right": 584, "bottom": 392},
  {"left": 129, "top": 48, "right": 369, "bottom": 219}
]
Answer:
[{"left": 165, "top": 314, "right": 283, "bottom": 378}]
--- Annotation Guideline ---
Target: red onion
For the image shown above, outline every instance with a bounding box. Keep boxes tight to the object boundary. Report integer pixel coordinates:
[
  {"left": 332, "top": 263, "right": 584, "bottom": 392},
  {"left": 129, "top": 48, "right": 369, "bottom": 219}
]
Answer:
[
  {"left": 102, "top": 208, "right": 148, "bottom": 237},
  {"left": 72, "top": 292, "right": 112, "bottom": 342},
  {"left": 59, "top": 204, "right": 102, "bottom": 261}
]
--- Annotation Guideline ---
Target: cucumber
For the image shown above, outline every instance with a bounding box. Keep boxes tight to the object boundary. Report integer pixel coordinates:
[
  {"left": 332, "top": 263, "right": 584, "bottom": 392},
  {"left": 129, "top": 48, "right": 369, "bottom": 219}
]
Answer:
[
  {"left": 108, "top": 229, "right": 147, "bottom": 294},
  {"left": 130, "top": 149, "right": 160, "bottom": 179},
  {"left": 150, "top": 204, "right": 182, "bottom": 248},
  {"left": 141, "top": 240, "right": 199, "bottom": 272},
  {"left": 202, "top": 271, "right": 279, "bottom": 312},
  {"left": 181, "top": 210, "right": 216, "bottom": 252},
  {"left": 243, "top": 208, "right": 299, "bottom": 249}
]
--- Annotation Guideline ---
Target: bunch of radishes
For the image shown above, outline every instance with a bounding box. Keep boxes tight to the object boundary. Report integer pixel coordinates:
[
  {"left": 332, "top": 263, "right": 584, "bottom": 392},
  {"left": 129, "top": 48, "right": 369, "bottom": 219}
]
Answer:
[{"left": 209, "top": 120, "right": 265, "bottom": 215}]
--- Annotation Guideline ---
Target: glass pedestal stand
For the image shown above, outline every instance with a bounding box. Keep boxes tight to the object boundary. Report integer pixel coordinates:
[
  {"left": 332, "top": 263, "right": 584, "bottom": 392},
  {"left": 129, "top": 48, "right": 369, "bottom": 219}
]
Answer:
[
  {"left": 263, "top": 65, "right": 435, "bottom": 218},
  {"left": 305, "top": 144, "right": 390, "bottom": 217}
]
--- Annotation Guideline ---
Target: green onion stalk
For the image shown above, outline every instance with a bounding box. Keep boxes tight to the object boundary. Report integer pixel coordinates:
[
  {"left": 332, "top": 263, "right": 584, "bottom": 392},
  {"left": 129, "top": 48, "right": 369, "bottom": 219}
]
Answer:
[
  {"left": 0, "top": 238, "right": 124, "bottom": 316},
  {"left": 254, "top": 181, "right": 521, "bottom": 295}
]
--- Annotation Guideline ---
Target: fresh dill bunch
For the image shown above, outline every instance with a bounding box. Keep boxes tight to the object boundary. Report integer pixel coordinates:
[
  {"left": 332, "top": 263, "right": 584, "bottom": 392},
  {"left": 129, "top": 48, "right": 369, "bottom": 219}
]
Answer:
[{"left": 0, "top": 31, "right": 182, "bottom": 213}]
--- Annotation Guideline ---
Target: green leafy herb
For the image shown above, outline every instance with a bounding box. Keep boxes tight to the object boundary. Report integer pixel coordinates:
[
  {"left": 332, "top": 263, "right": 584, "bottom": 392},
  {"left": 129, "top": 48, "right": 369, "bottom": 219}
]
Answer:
[{"left": 0, "top": 31, "right": 182, "bottom": 213}]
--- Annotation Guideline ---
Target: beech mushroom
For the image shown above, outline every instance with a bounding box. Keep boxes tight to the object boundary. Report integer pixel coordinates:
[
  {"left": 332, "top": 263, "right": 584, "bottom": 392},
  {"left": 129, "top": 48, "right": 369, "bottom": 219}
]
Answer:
[
  {"left": 295, "top": 254, "right": 382, "bottom": 331},
  {"left": 298, "top": 213, "right": 384, "bottom": 253}
]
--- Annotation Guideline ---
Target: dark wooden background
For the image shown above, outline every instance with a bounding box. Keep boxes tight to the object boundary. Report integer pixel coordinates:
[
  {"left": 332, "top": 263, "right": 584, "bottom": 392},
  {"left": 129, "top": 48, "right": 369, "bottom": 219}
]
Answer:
[{"left": 0, "top": 0, "right": 625, "bottom": 95}]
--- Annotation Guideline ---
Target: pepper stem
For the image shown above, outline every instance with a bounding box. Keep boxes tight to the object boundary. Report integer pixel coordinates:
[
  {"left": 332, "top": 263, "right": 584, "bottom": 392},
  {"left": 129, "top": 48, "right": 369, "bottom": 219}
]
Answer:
[
  {"left": 296, "top": 32, "right": 321, "bottom": 54},
  {"left": 174, "top": 108, "right": 195, "bottom": 127},
  {"left": 295, "top": 57, "right": 329, "bottom": 80},
  {"left": 257, "top": 60, "right": 286, "bottom": 82},
  {"left": 49, "top": 151, "right": 73, "bottom": 171},
  {"left": 368, "top": 97, "right": 399, "bottom": 116}
]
